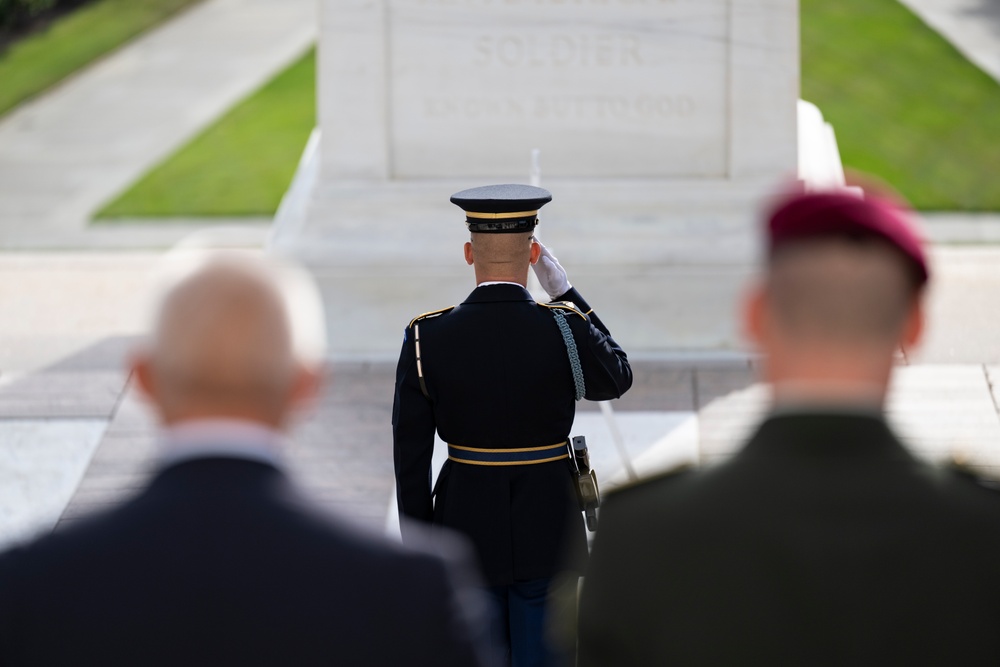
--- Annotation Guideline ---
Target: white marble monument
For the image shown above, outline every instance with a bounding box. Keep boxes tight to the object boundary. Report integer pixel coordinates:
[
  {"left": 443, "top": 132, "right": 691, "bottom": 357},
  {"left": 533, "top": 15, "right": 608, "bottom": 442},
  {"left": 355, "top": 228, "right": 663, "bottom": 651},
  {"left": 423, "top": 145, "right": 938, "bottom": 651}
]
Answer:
[{"left": 273, "top": 0, "right": 841, "bottom": 357}]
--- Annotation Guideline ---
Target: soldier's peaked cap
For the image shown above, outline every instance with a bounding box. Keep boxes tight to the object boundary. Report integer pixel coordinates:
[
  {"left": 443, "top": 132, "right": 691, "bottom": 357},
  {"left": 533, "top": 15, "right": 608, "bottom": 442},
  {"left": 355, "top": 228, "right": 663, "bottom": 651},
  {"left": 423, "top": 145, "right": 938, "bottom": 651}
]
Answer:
[{"left": 451, "top": 184, "right": 552, "bottom": 234}]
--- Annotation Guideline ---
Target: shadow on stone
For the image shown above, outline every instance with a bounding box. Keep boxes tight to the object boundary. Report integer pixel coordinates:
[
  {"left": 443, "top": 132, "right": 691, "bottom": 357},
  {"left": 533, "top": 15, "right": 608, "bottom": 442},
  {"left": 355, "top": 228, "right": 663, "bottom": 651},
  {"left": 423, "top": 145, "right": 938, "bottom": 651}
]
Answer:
[{"left": 0, "top": 336, "right": 136, "bottom": 419}]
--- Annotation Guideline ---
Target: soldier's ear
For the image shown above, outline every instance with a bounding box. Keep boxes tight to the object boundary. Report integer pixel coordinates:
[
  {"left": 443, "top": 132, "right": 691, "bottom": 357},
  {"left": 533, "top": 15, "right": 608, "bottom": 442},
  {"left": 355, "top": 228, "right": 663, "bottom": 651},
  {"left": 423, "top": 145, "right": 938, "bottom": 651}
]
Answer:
[
  {"left": 464, "top": 241, "right": 474, "bottom": 266},
  {"left": 131, "top": 354, "right": 157, "bottom": 403},
  {"left": 742, "top": 281, "right": 768, "bottom": 350},
  {"left": 900, "top": 292, "right": 925, "bottom": 351},
  {"left": 529, "top": 240, "right": 541, "bottom": 265},
  {"left": 288, "top": 363, "right": 324, "bottom": 413}
]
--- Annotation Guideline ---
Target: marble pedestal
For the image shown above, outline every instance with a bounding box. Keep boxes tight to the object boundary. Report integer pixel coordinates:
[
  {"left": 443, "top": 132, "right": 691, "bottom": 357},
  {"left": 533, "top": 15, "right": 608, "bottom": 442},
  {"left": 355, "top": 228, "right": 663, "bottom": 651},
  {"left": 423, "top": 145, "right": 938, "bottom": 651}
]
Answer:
[
  {"left": 271, "top": 155, "right": 781, "bottom": 357},
  {"left": 269, "top": 0, "right": 845, "bottom": 359}
]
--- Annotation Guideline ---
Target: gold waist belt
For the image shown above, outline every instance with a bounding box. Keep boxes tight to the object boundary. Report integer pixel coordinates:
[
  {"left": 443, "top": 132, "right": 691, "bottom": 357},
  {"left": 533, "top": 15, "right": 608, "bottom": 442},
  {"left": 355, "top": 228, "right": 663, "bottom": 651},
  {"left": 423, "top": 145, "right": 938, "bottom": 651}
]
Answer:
[{"left": 447, "top": 442, "right": 569, "bottom": 466}]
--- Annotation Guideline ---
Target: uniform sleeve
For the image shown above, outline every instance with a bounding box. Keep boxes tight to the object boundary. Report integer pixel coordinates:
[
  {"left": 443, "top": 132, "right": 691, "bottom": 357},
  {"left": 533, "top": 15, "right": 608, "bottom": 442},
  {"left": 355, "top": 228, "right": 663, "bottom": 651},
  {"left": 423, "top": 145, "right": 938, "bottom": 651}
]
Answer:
[
  {"left": 392, "top": 325, "right": 437, "bottom": 527},
  {"left": 555, "top": 287, "right": 633, "bottom": 401}
]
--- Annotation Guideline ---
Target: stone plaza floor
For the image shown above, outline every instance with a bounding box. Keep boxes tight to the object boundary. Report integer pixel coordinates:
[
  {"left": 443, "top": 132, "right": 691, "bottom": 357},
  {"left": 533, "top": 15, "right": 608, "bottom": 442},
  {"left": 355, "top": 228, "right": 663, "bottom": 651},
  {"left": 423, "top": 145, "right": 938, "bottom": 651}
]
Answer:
[{"left": 7, "top": 341, "right": 1000, "bottom": 550}]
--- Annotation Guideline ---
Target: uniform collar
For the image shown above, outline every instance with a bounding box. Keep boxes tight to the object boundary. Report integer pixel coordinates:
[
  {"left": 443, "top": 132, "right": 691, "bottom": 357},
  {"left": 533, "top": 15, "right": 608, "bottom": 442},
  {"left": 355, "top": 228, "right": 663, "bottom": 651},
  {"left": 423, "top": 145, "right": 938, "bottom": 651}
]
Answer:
[
  {"left": 464, "top": 283, "right": 535, "bottom": 304},
  {"left": 739, "top": 411, "right": 911, "bottom": 463},
  {"left": 478, "top": 281, "right": 523, "bottom": 288}
]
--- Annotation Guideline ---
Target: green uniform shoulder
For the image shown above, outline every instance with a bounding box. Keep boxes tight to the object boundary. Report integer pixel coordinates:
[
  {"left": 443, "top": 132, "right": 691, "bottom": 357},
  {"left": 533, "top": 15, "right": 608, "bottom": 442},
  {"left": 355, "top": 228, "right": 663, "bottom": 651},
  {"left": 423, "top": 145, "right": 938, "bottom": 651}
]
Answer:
[
  {"left": 407, "top": 306, "right": 455, "bottom": 329},
  {"left": 603, "top": 463, "right": 695, "bottom": 504},
  {"left": 945, "top": 459, "right": 1000, "bottom": 494},
  {"left": 537, "top": 300, "right": 587, "bottom": 320}
]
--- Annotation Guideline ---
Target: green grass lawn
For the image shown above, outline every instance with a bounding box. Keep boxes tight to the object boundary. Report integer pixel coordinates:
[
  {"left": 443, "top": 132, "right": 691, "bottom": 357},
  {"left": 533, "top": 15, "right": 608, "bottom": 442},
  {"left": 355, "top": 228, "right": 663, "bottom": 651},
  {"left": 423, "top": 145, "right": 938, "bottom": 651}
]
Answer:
[
  {"left": 97, "top": 0, "right": 1000, "bottom": 218},
  {"left": 0, "top": 0, "right": 203, "bottom": 118},
  {"left": 96, "top": 48, "right": 316, "bottom": 219},
  {"left": 802, "top": 0, "right": 1000, "bottom": 210}
]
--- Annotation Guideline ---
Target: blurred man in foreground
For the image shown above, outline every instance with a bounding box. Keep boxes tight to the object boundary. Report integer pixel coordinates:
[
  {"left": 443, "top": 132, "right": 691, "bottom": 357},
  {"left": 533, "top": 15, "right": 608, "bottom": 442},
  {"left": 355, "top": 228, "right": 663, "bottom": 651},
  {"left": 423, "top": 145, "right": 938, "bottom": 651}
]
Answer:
[
  {"left": 578, "top": 190, "right": 1000, "bottom": 665},
  {"left": 0, "top": 254, "right": 490, "bottom": 666}
]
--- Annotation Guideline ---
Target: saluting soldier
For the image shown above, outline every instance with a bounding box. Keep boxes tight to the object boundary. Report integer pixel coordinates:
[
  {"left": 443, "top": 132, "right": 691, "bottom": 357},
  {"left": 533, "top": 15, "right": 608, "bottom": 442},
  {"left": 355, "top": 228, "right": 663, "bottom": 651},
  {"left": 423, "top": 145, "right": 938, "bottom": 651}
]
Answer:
[{"left": 393, "top": 184, "right": 633, "bottom": 667}]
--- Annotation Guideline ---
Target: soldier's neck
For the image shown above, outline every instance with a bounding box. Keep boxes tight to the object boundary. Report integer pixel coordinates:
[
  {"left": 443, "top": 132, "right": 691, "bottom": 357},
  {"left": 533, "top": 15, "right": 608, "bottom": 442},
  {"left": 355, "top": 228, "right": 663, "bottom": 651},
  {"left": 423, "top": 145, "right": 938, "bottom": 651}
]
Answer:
[{"left": 474, "top": 267, "right": 529, "bottom": 287}]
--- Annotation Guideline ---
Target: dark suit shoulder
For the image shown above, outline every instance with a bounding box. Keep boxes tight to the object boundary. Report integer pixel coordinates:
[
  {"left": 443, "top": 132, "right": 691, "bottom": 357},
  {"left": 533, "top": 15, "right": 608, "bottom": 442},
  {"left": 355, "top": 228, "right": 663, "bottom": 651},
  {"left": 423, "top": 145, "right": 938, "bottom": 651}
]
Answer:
[
  {"left": 0, "top": 500, "right": 138, "bottom": 602},
  {"left": 407, "top": 305, "right": 456, "bottom": 329}
]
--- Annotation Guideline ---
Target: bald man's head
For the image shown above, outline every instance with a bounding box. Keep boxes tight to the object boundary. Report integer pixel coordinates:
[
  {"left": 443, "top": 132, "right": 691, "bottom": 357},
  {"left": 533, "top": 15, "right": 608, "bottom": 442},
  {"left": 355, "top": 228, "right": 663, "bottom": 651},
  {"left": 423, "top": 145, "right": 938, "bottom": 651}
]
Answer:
[{"left": 135, "top": 254, "right": 324, "bottom": 427}]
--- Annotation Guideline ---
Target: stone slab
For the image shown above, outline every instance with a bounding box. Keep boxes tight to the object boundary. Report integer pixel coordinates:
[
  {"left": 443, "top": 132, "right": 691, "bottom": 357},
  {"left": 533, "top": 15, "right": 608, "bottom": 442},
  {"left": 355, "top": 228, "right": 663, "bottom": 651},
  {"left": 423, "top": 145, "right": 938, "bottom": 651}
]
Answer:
[
  {"left": 697, "top": 364, "right": 1000, "bottom": 479},
  {"left": 319, "top": 0, "right": 798, "bottom": 181},
  {"left": 887, "top": 366, "right": 1000, "bottom": 471},
  {"left": 0, "top": 334, "right": 134, "bottom": 419},
  {"left": 604, "top": 413, "right": 701, "bottom": 486},
  {"left": 387, "top": 2, "right": 731, "bottom": 178},
  {"left": 573, "top": 411, "right": 697, "bottom": 487},
  {"left": 0, "top": 420, "right": 107, "bottom": 549},
  {"left": 920, "top": 213, "right": 1000, "bottom": 244},
  {"left": 0, "top": 371, "right": 128, "bottom": 419},
  {"left": 60, "top": 407, "right": 158, "bottom": 526},
  {"left": 285, "top": 363, "right": 397, "bottom": 526},
  {"left": 0, "top": 221, "right": 272, "bottom": 252},
  {"left": 61, "top": 363, "right": 401, "bottom": 529},
  {"left": 0, "top": 253, "right": 157, "bottom": 341},
  {"left": 35, "top": 336, "right": 137, "bottom": 372},
  {"left": 578, "top": 364, "right": 694, "bottom": 413},
  {"left": 916, "top": 247, "right": 1000, "bottom": 364}
]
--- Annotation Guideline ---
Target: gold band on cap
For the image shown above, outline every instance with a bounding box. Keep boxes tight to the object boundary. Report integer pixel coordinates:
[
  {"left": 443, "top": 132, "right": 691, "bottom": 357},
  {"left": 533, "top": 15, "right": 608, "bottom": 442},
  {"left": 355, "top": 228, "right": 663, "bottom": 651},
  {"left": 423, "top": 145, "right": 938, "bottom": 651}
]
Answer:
[{"left": 465, "top": 210, "right": 539, "bottom": 220}]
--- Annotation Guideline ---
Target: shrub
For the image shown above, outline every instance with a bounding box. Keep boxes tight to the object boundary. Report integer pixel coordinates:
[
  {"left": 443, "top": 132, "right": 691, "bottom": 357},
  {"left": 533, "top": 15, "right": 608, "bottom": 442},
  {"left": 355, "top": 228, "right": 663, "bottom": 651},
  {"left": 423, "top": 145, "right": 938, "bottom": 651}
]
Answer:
[{"left": 0, "top": 0, "right": 86, "bottom": 36}]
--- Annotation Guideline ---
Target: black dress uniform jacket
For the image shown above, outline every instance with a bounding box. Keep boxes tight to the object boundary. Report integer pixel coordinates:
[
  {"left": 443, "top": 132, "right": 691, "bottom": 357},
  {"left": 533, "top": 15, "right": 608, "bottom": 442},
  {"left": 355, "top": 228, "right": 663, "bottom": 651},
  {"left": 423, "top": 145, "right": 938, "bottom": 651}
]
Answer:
[
  {"left": 579, "top": 412, "right": 1000, "bottom": 666},
  {"left": 393, "top": 284, "right": 632, "bottom": 586},
  {"left": 0, "top": 457, "right": 490, "bottom": 666}
]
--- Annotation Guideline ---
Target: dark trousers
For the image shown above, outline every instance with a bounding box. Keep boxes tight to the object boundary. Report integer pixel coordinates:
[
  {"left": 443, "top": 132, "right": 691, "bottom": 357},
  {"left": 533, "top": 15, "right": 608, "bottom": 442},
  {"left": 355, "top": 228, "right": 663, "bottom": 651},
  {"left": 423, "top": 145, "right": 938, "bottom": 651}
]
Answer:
[{"left": 486, "top": 578, "right": 557, "bottom": 667}]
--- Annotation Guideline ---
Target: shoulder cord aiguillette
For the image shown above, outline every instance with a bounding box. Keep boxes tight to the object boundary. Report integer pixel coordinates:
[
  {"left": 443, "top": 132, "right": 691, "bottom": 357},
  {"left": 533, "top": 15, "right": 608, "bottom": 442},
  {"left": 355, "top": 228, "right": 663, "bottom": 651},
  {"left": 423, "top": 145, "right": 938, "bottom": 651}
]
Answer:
[
  {"left": 414, "top": 323, "right": 430, "bottom": 399},
  {"left": 552, "top": 310, "right": 586, "bottom": 400}
]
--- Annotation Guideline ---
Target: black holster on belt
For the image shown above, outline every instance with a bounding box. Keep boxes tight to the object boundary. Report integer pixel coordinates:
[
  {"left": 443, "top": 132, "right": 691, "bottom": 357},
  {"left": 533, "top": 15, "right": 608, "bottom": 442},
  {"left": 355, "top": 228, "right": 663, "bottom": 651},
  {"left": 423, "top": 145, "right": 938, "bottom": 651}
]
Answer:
[{"left": 569, "top": 436, "right": 601, "bottom": 532}]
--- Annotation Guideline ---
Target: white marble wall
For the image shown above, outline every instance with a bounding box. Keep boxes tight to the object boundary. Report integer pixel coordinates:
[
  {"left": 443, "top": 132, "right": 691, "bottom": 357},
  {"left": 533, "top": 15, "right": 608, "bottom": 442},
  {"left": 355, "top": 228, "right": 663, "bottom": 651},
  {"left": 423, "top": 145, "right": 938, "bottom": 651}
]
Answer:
[
  {"left": 389, "top": 1, "right": 729, "bottom": 178},
  {"left": 319, "top": 0, "right": 798, "bottom": 182}
]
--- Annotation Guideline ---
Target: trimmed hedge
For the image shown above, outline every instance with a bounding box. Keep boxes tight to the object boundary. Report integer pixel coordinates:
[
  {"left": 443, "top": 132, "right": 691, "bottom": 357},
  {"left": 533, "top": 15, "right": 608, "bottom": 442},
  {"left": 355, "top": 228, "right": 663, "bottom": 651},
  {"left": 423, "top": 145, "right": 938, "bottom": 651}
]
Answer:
[{"left": 0, "top": 0, "right": 84, "bottom": 35}]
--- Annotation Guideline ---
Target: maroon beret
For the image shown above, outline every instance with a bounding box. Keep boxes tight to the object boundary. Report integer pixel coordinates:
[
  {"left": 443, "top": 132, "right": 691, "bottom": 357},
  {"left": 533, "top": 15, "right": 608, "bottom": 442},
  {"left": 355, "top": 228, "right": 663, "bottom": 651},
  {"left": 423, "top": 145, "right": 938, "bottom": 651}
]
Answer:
[{"left": 767, "top": 191, "right": 929, "bottom": 286}]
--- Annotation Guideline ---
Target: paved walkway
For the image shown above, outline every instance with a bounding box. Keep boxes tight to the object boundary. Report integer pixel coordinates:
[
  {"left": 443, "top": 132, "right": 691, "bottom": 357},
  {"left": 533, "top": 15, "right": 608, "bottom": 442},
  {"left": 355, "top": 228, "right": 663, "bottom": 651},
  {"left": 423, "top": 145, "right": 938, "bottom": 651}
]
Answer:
[
  {"left": 23, "top": 352, "right": 1000, "bottom": 547},
  {"left": 0, "top": 0, "right": 315, "bottom": 249},
  {"left": 899, "top": 0, "right": 1000, "bottom": 83}
]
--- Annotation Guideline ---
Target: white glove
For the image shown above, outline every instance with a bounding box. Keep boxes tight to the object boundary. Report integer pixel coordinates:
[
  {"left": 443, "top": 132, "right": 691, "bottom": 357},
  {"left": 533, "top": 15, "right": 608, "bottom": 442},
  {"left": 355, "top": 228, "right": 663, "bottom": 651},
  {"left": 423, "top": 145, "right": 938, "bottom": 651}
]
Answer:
[{"left": 532, "top": 241, "right": 572, "bottom": 299}]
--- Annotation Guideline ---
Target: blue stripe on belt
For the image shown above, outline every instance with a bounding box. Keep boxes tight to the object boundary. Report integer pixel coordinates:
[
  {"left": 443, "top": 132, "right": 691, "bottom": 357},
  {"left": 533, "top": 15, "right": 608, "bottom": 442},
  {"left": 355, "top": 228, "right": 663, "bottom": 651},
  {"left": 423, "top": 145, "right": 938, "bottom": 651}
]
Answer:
[{"left": 447, "top": 442, "right": 569, "bottom": 466}]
